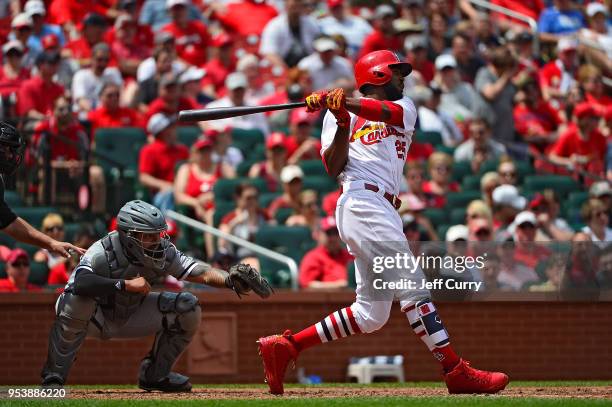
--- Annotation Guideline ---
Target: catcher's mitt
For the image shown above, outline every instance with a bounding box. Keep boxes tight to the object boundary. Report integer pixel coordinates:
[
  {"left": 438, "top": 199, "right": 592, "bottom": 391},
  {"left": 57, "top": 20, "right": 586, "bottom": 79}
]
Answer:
[{"left": 225, "top": 263, "right": 273, "bottom": 299}]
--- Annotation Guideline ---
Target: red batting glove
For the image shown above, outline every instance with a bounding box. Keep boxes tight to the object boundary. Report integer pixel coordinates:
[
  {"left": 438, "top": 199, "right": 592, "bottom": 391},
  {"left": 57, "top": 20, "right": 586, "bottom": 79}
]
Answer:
[{"left": 305, "top": 90, "right": 328, "bottom": 113}]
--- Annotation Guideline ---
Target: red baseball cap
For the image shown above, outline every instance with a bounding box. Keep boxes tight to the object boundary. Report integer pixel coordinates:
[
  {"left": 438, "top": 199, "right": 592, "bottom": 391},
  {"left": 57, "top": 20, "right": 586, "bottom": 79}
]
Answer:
[
  {"left": 290, "top": 107, "right": 317, "bottom": 126},
  {"left": 194, "top": 135, "right": 214, "bottom": 150},
  {"left": 166, "top": 219, "right": 178, "bottom": 238},
  {"left": 528, "top": 193, "right": 545, "bottom": 210},
  {"left": 266, "top": 132, "right": 287, "bottom": 150},
  {"left": 7, "top": 248, "right": 29, "bottom": 264},
  {"left": 327, "top": 0, "right": 344, "bottom": 8},
  {"left": 320, "top": 216, "right": 337, "bottom": 232},
  {"left": 573, "top": 103, "right": 601, "bottom": 120},
  {"left": 41, "top": 34, "right": 59, "bottom": 50}
]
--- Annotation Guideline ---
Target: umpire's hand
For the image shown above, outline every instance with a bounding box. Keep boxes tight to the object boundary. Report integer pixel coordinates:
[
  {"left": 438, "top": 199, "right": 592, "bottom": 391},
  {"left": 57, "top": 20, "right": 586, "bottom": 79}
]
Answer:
[
  {"left": 49, "top": 240, "right": 86, "bottom": 258},
  {"left": 125, "top": 276, "right": 151, "bottom": 295}
]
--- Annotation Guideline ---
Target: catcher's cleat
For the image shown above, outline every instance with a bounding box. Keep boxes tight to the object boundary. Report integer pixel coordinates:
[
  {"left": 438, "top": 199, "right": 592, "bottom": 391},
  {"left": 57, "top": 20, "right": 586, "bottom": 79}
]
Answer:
[
  {"left": 138, "top": 372, "right": 192, "bottom": 393},
  {"left": 444, "top": 359, "right": 509, "bottom": 394},
  {"left": 257, "top": 330, "right": 299, "bottom": 395}
]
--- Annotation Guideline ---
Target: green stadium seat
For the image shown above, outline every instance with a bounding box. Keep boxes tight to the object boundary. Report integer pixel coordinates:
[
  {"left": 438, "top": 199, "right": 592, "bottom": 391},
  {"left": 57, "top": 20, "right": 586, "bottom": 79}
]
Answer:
[
  {"left": 274, "top": 207, "right": 294, "bottom": 225},
  {"left": 436, "top": 145, "right": 456, "bottom": 156},
  {"left": 13, "top": 207, "right": 58, "bottom": 229},
  {"left": 0, "top": 262, "right": 5, "bottom": 278},
  {"left": 236, "top": 158, "right": 258, "bottom": 177},
  {"left": 213, "top": 178, "right": 267, "bottom": 205},
  {"left": 565, "top": 207, "right": 584, "bottom": 224},
  {"left": 302, "top": 176, "right": 337, "bottom": 195},
  {"left": 522, "top": 175, "right": 580, "bottom": 198},
  {"left": 445, "top": 191, "right": 481, "bottom": 209},
  {"left": 422, "top": 208, "right": 448, "bottom": 228},
  {"left": 300, "top": 160, "right": 327, "bottom": 177},
  {"left": 255, "top": 226, "right": 315, "bottom": 287},
  {"left": 437, "top": 224, "right": 451, "bottom": 241},
  {"left": 231, "top": 128, "right": 265, "bottom": 157},
  {"left": 415, "top": 130, "right": 443, "bottom": 146},
  {"left": 451, "top": 161, "right": 472, "bottom": 182},
  {"left": 4, "top": 190, "right": 23, "bottom": 206},
  {"left": 347, "top": 260, "right": 356, "bottom": 288},
  {"left": 567, "top": 191, "right": 589, "bottom": 210},
  {"left": 259, "top": 192, "right": 281, "bottom": 208},
  {"left": 450, "top": 208, "right": 467, "bottom": 225},
  {"left": 63, "top": 222, "right": 82, "bottom": 243},
  {"left": 177, "top": 126, "right": 201, "bottom": 147},
  {"left": 93, "top": 127, "right": 146, "bottom": 178},
  {"left": 311, "top": 127, "right": 323, "bottom": 140},
  {"left": 0, "top": 233, "right": 15, "bottom": 248},
  {"left": 213, "top": 201, "right": 237, "bottom": 227},
  {"left": 15, "top": 242, "right": 39, "bottom": 258},
  {"left": 28, "top": 261, "right": 49, "bottom": 286},
  {"left": 252, "top": 143, "right": 266, "bottom": 161},
  {"left": 461, "top": 175, "right": 482, "bottom": 191}
]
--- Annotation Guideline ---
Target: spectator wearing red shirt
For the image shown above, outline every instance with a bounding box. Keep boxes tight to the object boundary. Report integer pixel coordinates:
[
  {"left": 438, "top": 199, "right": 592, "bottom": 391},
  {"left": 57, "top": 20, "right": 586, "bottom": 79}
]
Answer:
[
  {"left": 47, "top": 225, "right": 96, "bottom": 286},
  {"left": 491, "top": 0, "right": 544, "bottom": 29},
  {"left": 162, "top": 0, "right": 211, "bottom": 67},
  {"left": 286, "top": 108, "right": 321, "bottom": 164},
  {"left": 104, "top": 0, "right": 154, "bottom": 50},
  {"left": 267, "top": 165, "right": 304, "bottom": 219},
  {"left": 111, "top": 15, "right": 152, "bottom": 78},
  {"left": 0, "top": 41, "right": 30, "bottom": 100},
  {"left": 405, "top": 36, "right": 434, "bottom": 83},
  {"left": 48, "top": 0, "right": 113, "bottom": 32},
  {"left": 358, "top": 4, "right": 403, "bottom": 59},
  {"left": 202, "top": 33, "right": 237, "bottom": 99},
  {"left": 513, "top": 77, "right": 564, "bottom": 152},
  {"left": 249, "top": 132, "right": 288, "bottom": 192},
  {"left": 88, "top": 82, "right": 144, "bottom": 136},
  {"left": 63, "top": 13, "right": 110, "bottom": 69},
  {"left": 538, "top": 37, "right": 579, "bottom": 109},
  {"left": 17, "top": 50, "right": 64, "bottom": 127},
  {"left": 549, "top": 103, "right": 607, "bottom": 176},
  {"left": 145, "top": 73, "right": 200, "bottom": 123},
  {"left": 0, "top": 249, "right": 41, "bottom": 292},
  {"left": 299, "top": 216, "right": 351, "bottom": 290},
  {"left": 421, "top": 152, "right": 460, "bottom": 208},
  {"left": 212, "top": 0, "right": 278, "bottom": 42},
  {"left": 139, "top": 113, "right": 189, "bottom": 211},
  {"left": 579, "top": 64, "right": 612, "bottom": 110}
]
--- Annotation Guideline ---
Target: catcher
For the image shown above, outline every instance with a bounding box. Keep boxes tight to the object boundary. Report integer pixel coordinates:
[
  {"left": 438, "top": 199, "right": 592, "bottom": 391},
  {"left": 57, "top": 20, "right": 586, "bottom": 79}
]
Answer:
[{"left": 41, "top": 200, "right": 272, "bottom": 392}]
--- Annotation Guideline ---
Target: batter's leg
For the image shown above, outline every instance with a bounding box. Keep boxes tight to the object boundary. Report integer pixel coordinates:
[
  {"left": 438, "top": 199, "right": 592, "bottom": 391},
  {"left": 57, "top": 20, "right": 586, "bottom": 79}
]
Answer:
[{"left": 41, "top": 293, "right": 97, "bottom": 386}]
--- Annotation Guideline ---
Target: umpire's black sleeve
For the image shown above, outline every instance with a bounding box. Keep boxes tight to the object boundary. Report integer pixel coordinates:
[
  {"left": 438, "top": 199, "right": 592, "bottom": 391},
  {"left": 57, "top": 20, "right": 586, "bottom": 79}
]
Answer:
[
  {"left": 0, "top": 176, "right": 17, "bottom": 229},
  {"left": 72, "top": 269, "right": 125, "bottom": 297}
]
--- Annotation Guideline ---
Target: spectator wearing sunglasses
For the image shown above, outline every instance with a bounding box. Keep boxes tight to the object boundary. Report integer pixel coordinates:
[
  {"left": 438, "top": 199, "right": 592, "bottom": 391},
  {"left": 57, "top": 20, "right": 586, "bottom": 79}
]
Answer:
[
  {"left": 421, "top": 152, "right": 460, "bottom": 208},
  {"left": 497, "top": 159, "right": 518, "bottom": 186},
  {"left": 286, "top": 190, "right": 321, "bottom": 232},
  {"left": 34, "top": 213, "right": 67, "bottom": 268},
  {"left": 581, "top": 198, "right": 612, "bottom": 249},
  {"left": 0, "top": 248, "right": 41, "bottom": 292}
]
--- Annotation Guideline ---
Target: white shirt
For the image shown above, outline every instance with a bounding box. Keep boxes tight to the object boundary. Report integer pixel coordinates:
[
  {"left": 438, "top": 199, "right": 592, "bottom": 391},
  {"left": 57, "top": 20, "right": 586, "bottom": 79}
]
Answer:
[
  {"left": 259, "top": 14, "right": 320, "bottom": 60},
  {"left": 417, "top": 106, "right": 464, "bottom": 147},
  {"left": 205, "top": 97, "right": 270, "bottom": 137},
  {"left": 582, "top": 226, "right": 612, "bottom": 249},
  {"left": 320, "top": 96, "right": 417, "bottom": 196},
  {"left": 297, "top": 53, "right": 353, "bottom": 91},
  {"left": 212, "top": 146, "right": 244, "bottom": 168},
  {"left": 318, "top": 15, "right": 373, "bottom": 57},
  {"left": 136, "top": 58, "right": 186, "bottom": 83},
  {"left": 71, "top": 67, "right": 123, "bottom": 111}
]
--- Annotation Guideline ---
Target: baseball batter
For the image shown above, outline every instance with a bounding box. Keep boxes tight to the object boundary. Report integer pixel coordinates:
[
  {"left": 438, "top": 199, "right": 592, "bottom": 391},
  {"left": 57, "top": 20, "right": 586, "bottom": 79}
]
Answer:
[
  {"left": 41, "top": 200, "right": 271, "bottom": 391},
  {"left": 258, "top": 50, "right": 509, "bottom": 394}
]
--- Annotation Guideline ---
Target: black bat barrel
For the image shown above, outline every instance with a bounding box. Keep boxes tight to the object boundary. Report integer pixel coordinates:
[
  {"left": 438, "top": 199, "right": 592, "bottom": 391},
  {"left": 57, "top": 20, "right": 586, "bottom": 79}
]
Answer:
[{"left": 178, "top": 102, "right": 307, "bottom": 122}]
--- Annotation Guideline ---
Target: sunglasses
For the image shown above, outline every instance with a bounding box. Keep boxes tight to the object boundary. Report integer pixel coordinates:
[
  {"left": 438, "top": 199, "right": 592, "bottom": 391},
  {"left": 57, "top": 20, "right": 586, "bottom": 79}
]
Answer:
[
  {"left": 518, "top": 223, "right": 535, "bottom": 229},
  {"left": 243, "top": 194, "right": 258, "bottom": 201},
  {"left": 500, "top": 171, "right": 516, "bottom": 177},
  {"left": 10, "top": 261, "right": 29, "bottom": 268},
  {"left": 45, "top": 225, "right": 64, "bottom": 232},
  {"left": 476, "top": 229, "right": 491, "bottom": 237},
  {"left": 593, "top": 211, "right": 608, "bottom": 218}
]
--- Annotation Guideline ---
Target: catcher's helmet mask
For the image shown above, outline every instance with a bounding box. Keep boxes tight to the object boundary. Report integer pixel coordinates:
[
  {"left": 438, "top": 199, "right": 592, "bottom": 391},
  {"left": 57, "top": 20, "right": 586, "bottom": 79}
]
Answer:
[
  {"left": 0, "top": 121, "right": 25, "bottom": 175},
  {"left": 116, "top": 200, "right": 170, "bottom": 269}
]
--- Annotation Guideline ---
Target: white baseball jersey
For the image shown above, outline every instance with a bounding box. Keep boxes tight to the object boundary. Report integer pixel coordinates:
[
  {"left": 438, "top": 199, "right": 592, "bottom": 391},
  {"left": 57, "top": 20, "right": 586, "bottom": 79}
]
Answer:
[{"left": 320, "top": 96, "right": 417, "bottom": 196}]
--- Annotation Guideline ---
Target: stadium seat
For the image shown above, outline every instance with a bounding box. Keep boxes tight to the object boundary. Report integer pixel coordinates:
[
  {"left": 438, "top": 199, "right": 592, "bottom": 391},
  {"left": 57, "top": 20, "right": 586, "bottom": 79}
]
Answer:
[
  {"left": 300, "top": 159, "right": 327, "bottom": 177},
  {"left": 4, "top": 190, "right": 23, "bottom": 206},
  {"left": 15, "top": 242, "right": 39, "bottom": 258},
  {"left": 0, "top": 233, "right": 15, "bottom": 249},
  {"left": 28, "top": 261, "right": 49, "bottom": 286},
  {"left": 437, "top": 224, "right": 451, "bottom": 241},
  {"left": 450, "top": 208, "right": 467, "bottom": 225},
  {"left": 461, "top": 175, "right": 482, "bottom": 191},
  {"left": 567, "top": 191, "right": 589, "bottom": 210},
  {"left": 422, "top": 208, "right": 447, "bottom": 228},
  {"left": 436, "top": 145, "right": 456, "bottom": 156},
  {"left": 63, "top": 222, "right": 82, "bottom": 243},
  {"left": 213, "top": 201, "right": 237, "bottom": 227},
  {"left": 231, "top": 128, "right": 265, "bottom": 157},
  {"left": 445, "top": 191, "right": 481, "bottom": 209},
  {"left": 274, "top": 207, "right": 294, "bottom": 225},
  {"left": 93, "top": 127, "right": 146, "bottom": 177},
  {"left": 522, "top": 175, "right": 580, "bottom": 198},
  {"left": 347, "top": 260, "right": 356, "bottom": 288},
  {"left": 302, "top": 176, "right": 337, "bottom": 195},
  {"left": 451, "top": 161, "right": 472, "bottom": 182},
  {"left": 415, "top": 130, "right": 443, "bottom": 146},
  {"left": 255, "top": 226, "right": 315, "bottom": 287},
  {"left": 177, "top": 126, "right": 201, "bottom": 147},
  {"left": 13, "top": 207, "right": 58, "bottom": 229},
  {"left": 0, "top": 262, "right": 5, "bottom": 278},
  {"left": 236, "top": 158, "right": 258, "bottom": 177},
  {"left": 213, "top": 178, "right": 267, "bottom": 204},
  {"left": 259, "top": 192, "right": 281, "bottom": 208}
]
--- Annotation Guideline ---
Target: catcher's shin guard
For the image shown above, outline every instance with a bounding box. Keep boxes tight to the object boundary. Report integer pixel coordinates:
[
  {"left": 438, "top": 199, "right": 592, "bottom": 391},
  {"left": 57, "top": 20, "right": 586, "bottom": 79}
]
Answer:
[
  {"left": 41, "top": 294, "right": 96, "bottom": 386},
  {"left": 257, "top": 330, "right": 299, "bottom": 395},
  {"left": 139, "top": 292, "right": 201, "bottom": 387}
]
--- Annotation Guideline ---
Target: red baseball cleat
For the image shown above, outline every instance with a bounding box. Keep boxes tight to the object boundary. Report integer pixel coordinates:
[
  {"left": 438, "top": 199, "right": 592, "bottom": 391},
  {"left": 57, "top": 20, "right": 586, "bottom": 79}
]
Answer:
[
  {"left": 257, "top": 330, "right": 299, "bottom": 395},
  {"left": 444, "top": 359, "right": 509, "bottom": 394}
]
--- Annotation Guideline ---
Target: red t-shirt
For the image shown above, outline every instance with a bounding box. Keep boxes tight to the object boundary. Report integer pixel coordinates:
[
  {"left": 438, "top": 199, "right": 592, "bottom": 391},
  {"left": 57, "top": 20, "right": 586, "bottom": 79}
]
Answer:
[
  {"left": 258, "top": 90, "right": 288, "bottom": 116},
  {"left": 513, "top": 101, "right": 562, "bottom": 138},
  {"left": 358, "top": 30, "right": 403, "bottom": 60},
  {"left": 322, "top": 189, "right": 341, "bottom": 216},
  {"left": 145, "top": 97, "right": 200, "bottom": 124},
  {"left": 88, "top": 106, "right": 144, "bottom": 136},
  {"left": 549, "top": 124, "right": 606, "bottom": 161},
  {"left": 201, "top": 57, "right": 236, "bottom": 94},
  {"left": 0, "top": 278, "right": 41, "bottom": 292},
  {"left": 47, "top": 262, "right": 70, "bottom": 285},
  {"left": 48, "top": 0, "right": 111, "bottom": 26},
  {"left": 220, "top": 208, "right": 270, "bottom": 226},
  {"left": 421, "top": 181, "right": 460, "bottom": 208},
  {"left": 299, "top": 245, "right": 353, "bottom": 288},
  {"left": 406, "top": 142, "right": 434, "bottom": 162},
  {"left": 33, "top": 119, "right": 88, "bottom": 161},
  {"left": 0, "top": 66, "right": 30, "bottom": 97},
  {"left": 285, "top": 136, "right": 322, "bottom": 161},
  {"left": 185, "top": 164, "right": 219, "bottom": 197},
  {"left": 491, "top": 0, "right": 544, "bottom": 26},
  {"left": 585, "top": 92, "right": 612, "bottom": 110},
  {"left": 104, "top": 24, "right": 154, "bottom": 50},
  {"left": 139, "top": 139, "right": 189, "bottom": 183},
  {"left": 268, "top": 195, "right": 296, "bottom": 218},
  {"left": 407, "top": 57, "right": 435, "bottom": 83},
  {"left": 214, "top": 1, "right": 278, "bottom": 37},
  {"left": 17, "top": 76, "right": 64, "bottom": 116},
  {"left": 161, "top": 21, "right": 211, "bottom": 67},
  {"left": 513, "top": 244, "right": 551, "bottom": 269}
]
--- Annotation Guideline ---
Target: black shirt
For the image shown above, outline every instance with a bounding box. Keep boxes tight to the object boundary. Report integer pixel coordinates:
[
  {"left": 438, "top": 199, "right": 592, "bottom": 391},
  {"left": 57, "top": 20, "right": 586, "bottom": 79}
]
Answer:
[{"left": 0, "top": 175, "right": 17, "bottom": 229}]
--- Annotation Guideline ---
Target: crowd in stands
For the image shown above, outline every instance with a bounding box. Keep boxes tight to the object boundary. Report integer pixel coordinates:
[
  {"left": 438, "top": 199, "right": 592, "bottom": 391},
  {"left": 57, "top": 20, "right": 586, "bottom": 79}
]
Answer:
[{"left": 0, "top": 0, "right": 611, "bottom": 293}]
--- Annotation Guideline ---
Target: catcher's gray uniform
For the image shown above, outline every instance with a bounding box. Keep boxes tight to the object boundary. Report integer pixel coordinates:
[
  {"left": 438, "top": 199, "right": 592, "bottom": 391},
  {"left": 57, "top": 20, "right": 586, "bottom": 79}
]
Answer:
[{"left": 41, "top": 231, "right": 203, "bottom": 388}]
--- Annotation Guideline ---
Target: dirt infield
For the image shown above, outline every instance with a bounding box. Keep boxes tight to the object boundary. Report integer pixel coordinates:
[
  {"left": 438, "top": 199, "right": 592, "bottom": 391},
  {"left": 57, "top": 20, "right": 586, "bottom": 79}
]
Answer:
[{"left": 68, "top": 386, "right": 612, "bottom": 400}]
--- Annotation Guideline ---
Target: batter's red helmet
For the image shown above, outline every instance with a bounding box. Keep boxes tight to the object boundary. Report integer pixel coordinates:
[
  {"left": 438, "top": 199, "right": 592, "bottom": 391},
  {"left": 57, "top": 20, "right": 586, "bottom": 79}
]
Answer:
[{"left": 354, "top": 50, "right": 412, "bottom": 91}]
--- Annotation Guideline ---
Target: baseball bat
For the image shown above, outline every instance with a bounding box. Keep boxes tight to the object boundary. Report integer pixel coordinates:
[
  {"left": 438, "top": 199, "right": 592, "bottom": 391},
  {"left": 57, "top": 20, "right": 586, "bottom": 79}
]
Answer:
[{"left": 178, "top": 101, "right": 307, "bottom": 122}]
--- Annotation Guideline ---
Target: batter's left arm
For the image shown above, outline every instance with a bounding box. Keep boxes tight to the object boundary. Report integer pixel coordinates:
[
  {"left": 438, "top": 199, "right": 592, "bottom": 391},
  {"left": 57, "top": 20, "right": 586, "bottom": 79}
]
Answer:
[{"left": 344, "top": 97, "right": 404, "bottom": 127}]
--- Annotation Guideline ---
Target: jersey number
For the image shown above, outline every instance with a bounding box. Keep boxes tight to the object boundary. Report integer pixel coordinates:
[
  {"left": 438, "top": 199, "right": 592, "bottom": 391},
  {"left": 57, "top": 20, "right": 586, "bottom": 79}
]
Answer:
[{"left": 395, "top": 141, "right": 407, "bottom": 160}]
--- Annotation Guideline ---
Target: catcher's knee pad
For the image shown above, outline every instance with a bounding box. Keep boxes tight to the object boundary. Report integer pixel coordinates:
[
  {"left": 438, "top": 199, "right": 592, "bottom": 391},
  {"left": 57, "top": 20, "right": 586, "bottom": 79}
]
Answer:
[
  {"left": 350, "top": 300, "right": 392, "bottom": 333},
  {"left": 158, "top": 291, "right": 200, "bottom": 314},
  {"left": 404, "top": 299, "right": 449, "bottom": 350}
]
